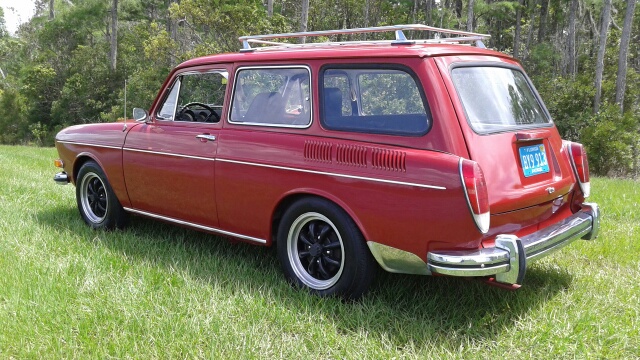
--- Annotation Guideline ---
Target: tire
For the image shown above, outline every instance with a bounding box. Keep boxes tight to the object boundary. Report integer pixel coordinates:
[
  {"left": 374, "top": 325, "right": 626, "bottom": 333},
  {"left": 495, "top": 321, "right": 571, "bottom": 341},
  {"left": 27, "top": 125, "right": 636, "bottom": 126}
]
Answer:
[
  {"left": 277, "top": 197, "right": 376, "bottom": 299},
  {"left": 76, "top": 161, "right": 128, "bottom": 230}
]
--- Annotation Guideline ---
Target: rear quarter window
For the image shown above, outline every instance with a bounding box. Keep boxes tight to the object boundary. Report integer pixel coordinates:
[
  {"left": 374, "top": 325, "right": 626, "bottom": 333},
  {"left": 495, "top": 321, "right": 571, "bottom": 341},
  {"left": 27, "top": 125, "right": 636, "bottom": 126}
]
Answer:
[
  {"left": 450, "top": 66, "right": 551, "bottom": 134},
  {"left": 320, "top": 66, "right": 430, "bottom": 136}
]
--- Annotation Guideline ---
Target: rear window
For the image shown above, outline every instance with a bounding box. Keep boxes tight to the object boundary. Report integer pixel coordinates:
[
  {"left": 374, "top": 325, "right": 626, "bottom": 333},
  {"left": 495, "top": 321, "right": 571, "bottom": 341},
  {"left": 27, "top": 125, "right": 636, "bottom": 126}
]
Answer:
[
  {"left": 451, "top": 66, "right": 551, "bottom": 133},
  {"left": 321, "top": 67, "right": 429, "bottom": 136}
]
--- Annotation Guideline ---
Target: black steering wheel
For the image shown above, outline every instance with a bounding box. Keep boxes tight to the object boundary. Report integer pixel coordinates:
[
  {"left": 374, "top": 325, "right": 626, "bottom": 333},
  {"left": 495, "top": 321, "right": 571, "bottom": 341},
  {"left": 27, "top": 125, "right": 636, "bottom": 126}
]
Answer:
[{"left": 178, "top": 102, "right": 220, "bottom": 122}]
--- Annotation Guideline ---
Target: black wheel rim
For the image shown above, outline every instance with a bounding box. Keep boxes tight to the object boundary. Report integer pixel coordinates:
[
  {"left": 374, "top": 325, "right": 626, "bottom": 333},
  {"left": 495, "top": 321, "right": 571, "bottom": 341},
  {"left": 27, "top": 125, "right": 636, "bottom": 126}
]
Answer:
[
  {"left": 287, "top": 212, "right": 345, "bottom": 290},
  {"left": 80, "top": 172, "right": 108, "bottom": 223}
]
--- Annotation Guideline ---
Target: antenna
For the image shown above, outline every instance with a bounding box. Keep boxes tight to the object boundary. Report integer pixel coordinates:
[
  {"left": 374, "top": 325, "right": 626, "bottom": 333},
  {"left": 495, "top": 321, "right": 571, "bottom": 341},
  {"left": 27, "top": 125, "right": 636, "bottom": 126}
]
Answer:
[{"left": 122, "top": 79, "right": 128, "bottom": 131}]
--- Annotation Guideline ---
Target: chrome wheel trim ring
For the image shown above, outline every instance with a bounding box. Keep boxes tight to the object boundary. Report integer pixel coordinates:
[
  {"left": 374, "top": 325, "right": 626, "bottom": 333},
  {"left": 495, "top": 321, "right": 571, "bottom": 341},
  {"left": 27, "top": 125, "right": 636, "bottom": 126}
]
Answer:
[{"left": 79, "top": 172, "right": 108, "bottom": 224}]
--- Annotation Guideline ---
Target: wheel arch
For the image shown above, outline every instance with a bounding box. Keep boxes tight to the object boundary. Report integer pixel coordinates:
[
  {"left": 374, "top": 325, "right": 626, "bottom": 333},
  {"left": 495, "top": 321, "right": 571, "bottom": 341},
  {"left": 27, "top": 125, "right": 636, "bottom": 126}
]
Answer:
[
  {"left": 270, "top": 189, "right": 371, "bottom": 246},
  {"left": 72, "top": 152, "right": 103, "bottom": 184}
]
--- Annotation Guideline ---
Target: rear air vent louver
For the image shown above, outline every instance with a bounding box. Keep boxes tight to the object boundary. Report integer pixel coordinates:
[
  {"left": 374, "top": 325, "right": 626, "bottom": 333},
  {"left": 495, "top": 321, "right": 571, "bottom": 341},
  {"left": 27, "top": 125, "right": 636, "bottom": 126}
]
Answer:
[
  {"left": 336, "top": 144, "right": 368, "bottom": 167},
  {"left": 372, "top": 148, "right": 406, "bottom": 172},
  {"left": 304, "top": 141, "right": 332, "bottom": 163}
]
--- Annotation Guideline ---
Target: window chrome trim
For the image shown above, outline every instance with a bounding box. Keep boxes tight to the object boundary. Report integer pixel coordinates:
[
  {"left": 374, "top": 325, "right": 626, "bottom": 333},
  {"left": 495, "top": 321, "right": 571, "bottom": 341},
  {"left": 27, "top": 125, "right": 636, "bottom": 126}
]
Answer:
[
  {"left": 157, "top": 69, "right": 229, "bottom": 122},
  {"left": 319, "top": 64, "right": 432, "bottom": 137},
  {"left": 449, "top": 62, "right": 553, "bottom": 135},
  {"left": 171, "top": 78, "right": 181, "bottom": 121},
  {"left": 55, "top": 140, "right": 121, "bottom": 150},
  {"left": 123, "top": 207, "right": 267, "bottom": 244},
  {"left": 228, "top": 65, "right": 313, "bottom": 129},
  {"left": 123, "top": 147, "right": 215, "bottom": 162},
  {"left": 216, "top": 158, "right": 446, "bottom": 190},
  {"left": 155, "top": 77, "right": 181, "bottom": 121},
  {"left": 180, "top": 69, "right": 229, "bottom": 78}
]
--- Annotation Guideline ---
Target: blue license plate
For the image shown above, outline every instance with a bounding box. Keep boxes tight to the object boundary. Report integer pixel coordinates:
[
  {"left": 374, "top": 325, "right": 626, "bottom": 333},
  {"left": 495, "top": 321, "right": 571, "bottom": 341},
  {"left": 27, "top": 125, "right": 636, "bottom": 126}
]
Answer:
[{"left": 519, "top": 144, "right": 550, "bottom": 177}]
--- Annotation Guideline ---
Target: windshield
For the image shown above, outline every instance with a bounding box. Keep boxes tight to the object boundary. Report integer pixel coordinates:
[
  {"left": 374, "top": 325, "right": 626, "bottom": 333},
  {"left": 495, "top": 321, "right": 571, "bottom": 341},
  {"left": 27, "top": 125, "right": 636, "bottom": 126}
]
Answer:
[{"left": 451, "top": 66, "right": 551, "bottom": 133}]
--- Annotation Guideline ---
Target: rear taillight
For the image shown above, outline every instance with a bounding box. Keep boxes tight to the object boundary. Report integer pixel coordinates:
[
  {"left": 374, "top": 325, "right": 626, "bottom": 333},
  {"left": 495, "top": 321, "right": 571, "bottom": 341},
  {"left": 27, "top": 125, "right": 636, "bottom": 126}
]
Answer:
[
  {"left": 567, "top": 142, "right": 590, "bottom": 197},
  {"left": 460, "top": 159, "right": 490, "bottom": 234}
]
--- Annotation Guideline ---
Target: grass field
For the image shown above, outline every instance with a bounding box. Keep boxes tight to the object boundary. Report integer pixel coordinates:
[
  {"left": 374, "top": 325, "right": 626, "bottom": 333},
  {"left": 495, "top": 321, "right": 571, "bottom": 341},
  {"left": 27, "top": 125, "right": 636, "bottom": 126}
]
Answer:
[{"left": 0, "top": 144, "right": 638, "bottom": 358}]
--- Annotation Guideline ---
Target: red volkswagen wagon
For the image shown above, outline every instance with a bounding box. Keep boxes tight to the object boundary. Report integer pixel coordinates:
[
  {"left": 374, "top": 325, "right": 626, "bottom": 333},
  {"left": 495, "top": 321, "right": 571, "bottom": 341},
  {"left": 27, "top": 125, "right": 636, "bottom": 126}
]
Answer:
[{"left": 53, "top": 25, "right": 599, "bottom": 299}]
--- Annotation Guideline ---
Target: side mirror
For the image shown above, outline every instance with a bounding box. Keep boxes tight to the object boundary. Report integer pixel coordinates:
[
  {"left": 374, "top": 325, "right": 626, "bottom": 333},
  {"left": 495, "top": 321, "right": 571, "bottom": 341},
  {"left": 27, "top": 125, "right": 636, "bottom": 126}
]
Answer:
[{"left": 133, "top": 108, "right": 150, "bottom": 123}]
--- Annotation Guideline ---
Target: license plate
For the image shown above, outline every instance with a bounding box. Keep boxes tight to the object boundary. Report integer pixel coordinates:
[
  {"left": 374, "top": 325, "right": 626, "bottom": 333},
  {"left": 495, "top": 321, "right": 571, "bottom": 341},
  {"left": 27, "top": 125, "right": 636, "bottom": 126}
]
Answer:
[{"left": 519, "top": 144, "right": 550, "bottom": 177}]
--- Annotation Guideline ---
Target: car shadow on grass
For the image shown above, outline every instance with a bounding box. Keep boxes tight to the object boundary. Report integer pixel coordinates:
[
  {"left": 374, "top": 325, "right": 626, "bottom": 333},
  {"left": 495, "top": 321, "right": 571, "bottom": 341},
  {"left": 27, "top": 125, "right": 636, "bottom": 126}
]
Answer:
[{"left": 38, "top": 205, "right": 572, "bottom": 349}]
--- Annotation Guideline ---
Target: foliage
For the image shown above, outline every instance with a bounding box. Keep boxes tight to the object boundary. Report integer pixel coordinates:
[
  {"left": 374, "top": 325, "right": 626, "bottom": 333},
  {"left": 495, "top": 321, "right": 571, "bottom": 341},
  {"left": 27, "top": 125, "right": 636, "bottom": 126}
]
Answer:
[
  {"left": 51, "top": 44, "right": 114, "bottom": 125},
  {"left": 170, "top": 0, "right": 290, "bottom": 53},
  {"left": 0, "top": 87, "right": 29, "bottom": 144},
  {"left": 581, "top": 104, "right": 640, "bottom": 176},
  {"left": 0, "top": 0, "right": 638, "bottom": 176},
  {"left": 533, "top": 74, "right": 595, "bottom": 141}
]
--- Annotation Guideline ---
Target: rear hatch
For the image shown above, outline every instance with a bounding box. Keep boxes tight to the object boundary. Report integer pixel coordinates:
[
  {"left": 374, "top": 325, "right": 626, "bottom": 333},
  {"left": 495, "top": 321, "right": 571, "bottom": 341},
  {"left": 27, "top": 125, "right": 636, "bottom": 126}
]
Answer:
[{"left": 437, "top": 59, "right": 575, "bottom": 215}]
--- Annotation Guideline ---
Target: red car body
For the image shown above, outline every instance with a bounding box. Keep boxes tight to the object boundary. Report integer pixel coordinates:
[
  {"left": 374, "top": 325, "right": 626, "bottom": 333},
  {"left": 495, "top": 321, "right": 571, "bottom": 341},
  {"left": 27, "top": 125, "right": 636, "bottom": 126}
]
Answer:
[{"left": 54, "top": 25, "right": 599, "bottom": 298}]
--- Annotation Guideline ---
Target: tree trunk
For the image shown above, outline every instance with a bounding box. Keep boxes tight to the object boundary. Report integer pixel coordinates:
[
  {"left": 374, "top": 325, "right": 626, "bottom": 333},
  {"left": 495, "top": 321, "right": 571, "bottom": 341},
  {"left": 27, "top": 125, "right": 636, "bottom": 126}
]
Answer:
[
  {"left": 614, "top": 0, "right": 637, "bottom": 112},
  {"left": 109, "top": 0, "right": 118, "bottom": 72},
  {"left": 594, "top": 0, "right": 612, "bottom": 114},
  {"left": 523, "top": 2, "right": 536, "bottom": 61},
  {"left": 49, "top": 0, "right": 54, "bottom": 20},
  {"left": 300, "top": 0, "right": 309, "bottom": 43},
  {"left": 567, "top": 0, "right": 578, "bottom": 76},
  {"left": 513, "top": 0, "right": 522, "bottom": 58},
  {"left": 363, "top": 0, "right": 370, "bottom": 39},
  {"left": 364, "top": 0, "right": 370, "bottom": 27},
  {"left": 267, "top": 0, "right": 273, "bottom": 17},
  {"left": 537, "top": 0, "right": 549, "bottom": 43},
  {"left": 166, "top": 0, "right": 179, "bottom": 67},
  {"left": 455, "top": 0, "right": 463, "bottom": 18},
  {"left": 467, "top": 0, "right": 474, "bottom": 32},
  {"left": 425, "top": 0, "right": 433, "bottom": 27}
]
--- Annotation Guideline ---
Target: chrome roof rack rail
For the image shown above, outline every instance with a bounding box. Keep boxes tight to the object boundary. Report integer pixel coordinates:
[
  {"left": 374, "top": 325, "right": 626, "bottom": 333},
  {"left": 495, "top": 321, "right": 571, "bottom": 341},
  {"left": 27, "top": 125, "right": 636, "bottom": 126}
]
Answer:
[{"left": 238, "top": 24, "right": 490, "bottom": 52}]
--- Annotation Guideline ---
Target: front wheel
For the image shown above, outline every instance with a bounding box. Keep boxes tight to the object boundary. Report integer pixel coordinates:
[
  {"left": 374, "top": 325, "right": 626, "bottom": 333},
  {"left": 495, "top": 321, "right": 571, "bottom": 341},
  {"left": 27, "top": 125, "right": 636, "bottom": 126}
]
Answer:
[
  {"left": 277, "top": 198, "right": 376, "bottom": 299},
  {"left": 76, "top": 161, "right": 128, "bottom": 230}
]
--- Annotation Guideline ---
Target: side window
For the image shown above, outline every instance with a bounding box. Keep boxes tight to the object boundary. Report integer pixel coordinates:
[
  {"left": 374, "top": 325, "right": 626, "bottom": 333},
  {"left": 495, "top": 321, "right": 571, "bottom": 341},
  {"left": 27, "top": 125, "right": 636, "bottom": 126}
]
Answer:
[
  {"left": 156, "top": 70, "right": 228, "bottom": 123},
  {"left": 230, "top": 67, "right": 311, "bottom": 127},
  {"left": 321, "top": 67, "right": 430, "bottom": 136}
]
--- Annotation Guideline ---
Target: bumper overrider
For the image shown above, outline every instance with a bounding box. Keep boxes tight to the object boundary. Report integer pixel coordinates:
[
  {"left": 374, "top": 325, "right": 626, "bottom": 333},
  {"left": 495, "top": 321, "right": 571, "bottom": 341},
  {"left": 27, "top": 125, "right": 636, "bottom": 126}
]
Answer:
[
  {"left": 427, "top": 203, "right": 600, "bottom": 286},
  {"left": 54, "top": 172, "right": 70, "bottom": 185}
]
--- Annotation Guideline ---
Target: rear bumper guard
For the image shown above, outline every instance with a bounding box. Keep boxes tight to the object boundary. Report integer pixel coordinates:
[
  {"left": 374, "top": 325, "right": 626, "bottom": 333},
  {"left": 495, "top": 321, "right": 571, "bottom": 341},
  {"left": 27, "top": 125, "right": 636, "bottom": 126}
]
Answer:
[{"left": 427, "top": 203, "right": 600, "bottom": 285}]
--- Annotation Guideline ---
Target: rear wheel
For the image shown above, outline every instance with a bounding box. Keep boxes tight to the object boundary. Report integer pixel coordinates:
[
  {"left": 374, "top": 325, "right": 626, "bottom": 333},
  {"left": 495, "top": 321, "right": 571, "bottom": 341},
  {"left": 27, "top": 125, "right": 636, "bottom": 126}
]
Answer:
[
  {"left": 277, "top": 198, "right": 376, "bottom": 299},
  {"left": 76, "top": 161, "right": 128, "bottom": 230}
]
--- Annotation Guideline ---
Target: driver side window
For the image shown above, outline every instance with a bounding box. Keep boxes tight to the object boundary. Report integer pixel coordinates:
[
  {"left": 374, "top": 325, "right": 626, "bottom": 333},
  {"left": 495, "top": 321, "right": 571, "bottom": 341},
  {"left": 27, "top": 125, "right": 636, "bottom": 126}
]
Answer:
[{"left": 156, "top": 70, "right": 229, "bottom": 123}]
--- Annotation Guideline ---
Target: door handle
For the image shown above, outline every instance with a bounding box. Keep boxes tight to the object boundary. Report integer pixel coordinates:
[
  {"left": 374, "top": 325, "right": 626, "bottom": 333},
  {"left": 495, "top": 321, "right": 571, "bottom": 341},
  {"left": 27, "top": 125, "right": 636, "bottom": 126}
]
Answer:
[{"left": 196, "top": 134, "right": 216, "bottom": 142}]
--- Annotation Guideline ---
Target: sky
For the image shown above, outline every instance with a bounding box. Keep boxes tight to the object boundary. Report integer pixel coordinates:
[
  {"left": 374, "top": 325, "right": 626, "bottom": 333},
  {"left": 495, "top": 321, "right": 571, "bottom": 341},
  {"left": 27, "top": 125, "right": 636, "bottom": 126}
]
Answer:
[{"left": 0, "top": 0, "right": 36, "bottom": 35}]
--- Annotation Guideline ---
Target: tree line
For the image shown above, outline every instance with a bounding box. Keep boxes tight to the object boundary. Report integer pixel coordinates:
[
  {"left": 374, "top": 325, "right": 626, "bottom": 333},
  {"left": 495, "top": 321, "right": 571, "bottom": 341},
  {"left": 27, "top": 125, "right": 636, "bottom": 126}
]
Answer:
[{"left": 0, "top": 0, "right": 638, "bottom": 176}]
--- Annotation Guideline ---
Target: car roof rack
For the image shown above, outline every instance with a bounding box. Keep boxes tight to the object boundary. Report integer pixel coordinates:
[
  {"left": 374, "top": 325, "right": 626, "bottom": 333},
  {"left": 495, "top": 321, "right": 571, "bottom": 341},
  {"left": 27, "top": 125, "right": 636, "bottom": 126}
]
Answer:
[{"left": 238, "top": 24, "right": 490, "bottom": 52}]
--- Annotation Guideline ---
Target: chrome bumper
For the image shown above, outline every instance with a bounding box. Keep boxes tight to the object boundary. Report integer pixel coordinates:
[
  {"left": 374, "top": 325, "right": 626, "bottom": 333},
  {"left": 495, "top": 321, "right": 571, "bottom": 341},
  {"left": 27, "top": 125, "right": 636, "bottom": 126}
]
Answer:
[
  {"left": 427, "top": 203, "right": 600, "bottom": 285},
  {"left": 53, "top": 172, "right": 70, "bottom": 185}
]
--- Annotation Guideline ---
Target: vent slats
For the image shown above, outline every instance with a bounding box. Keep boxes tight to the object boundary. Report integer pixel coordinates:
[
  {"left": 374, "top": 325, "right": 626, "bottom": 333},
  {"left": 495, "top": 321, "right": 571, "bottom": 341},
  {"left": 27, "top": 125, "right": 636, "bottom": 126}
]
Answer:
[
  {"left": 304, "top": 141, "right": 332, "bottom": 163},
  {"left": 371, "top": 148, "right": 406, "bottom": 172},
  {"left": 304, "top": 142, "right": 406, "bottom": 172},
  {"left": 336, "top": 144, "right": 367, "bottom": 167}
]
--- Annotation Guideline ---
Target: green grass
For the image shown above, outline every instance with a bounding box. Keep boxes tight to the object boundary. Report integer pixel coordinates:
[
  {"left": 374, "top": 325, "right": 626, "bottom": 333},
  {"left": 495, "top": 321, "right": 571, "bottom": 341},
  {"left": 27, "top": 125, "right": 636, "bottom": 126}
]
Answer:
[{"left": 0, "top": 144, "right": 638, "bottom": 359}]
